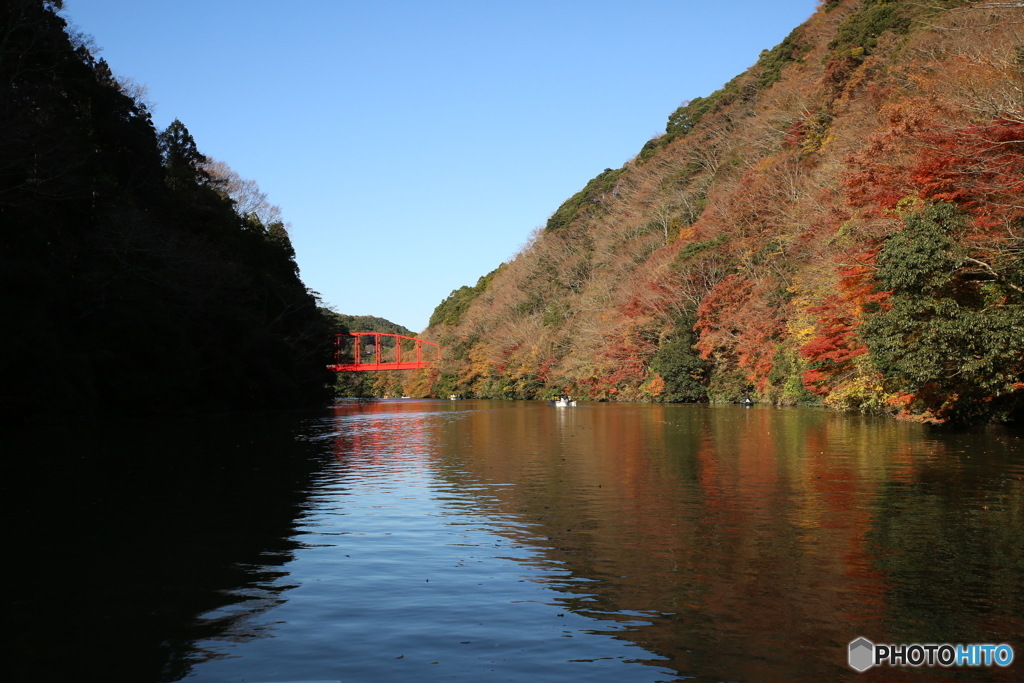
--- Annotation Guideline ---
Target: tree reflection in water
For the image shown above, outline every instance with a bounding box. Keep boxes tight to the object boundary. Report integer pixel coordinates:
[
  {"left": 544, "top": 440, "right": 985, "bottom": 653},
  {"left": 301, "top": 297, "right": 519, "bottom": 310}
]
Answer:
[
  {"left": 8, "top": 402, "right": 1023, "bottom": 682},
  {"left": 6, "top": 412, "right": 331, "bottom": 682}
]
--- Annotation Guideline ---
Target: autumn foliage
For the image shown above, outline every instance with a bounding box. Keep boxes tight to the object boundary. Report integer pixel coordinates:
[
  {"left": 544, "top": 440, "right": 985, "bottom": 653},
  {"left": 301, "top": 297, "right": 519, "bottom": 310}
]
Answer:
[{"left": 420, "top": 0, "right": 1024, "bottom": 424}]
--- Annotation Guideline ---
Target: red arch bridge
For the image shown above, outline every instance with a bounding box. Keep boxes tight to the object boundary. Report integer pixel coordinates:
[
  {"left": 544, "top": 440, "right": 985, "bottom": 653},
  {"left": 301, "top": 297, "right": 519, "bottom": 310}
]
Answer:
[{"left": 329, "top": 332, "right": 440, "bottom": 372}]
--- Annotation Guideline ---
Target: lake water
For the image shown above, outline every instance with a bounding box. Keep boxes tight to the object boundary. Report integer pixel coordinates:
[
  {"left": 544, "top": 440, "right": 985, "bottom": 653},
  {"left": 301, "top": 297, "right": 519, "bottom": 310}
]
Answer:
[{"left": 7, "top": 400, "right": 1024, "bottom": 681}]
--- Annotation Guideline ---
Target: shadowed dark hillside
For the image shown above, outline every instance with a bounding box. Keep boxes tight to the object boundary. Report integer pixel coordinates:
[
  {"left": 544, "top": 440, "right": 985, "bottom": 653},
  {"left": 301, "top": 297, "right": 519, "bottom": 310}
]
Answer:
[{"left": 1, "top": 0, "right": 334, "bottom": 424}]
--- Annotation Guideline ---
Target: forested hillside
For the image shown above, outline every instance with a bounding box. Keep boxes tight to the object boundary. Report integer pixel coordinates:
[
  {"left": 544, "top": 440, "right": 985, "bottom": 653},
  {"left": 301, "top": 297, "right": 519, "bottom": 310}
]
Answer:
[
  {"left": 330, "top": 313, "right": 414, "bottom": 337},
  {"left": 1, "top": 0, "right": 335, "bottom": 424},
  {"left": 423, "top": 0, "right": 1024, "bottom": 424}
]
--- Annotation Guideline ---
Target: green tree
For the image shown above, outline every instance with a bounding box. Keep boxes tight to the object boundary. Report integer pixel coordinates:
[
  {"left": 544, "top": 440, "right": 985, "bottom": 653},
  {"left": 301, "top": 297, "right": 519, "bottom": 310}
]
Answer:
[
  {"left": 861, "top": 203, "right": 1024, "bottom": 422},
  {"left": 648, "top": 317, "right": 709, "bottom": 402},
  {"left": 428, "top": 266, "right": 502, "bottom": 328},
  {"left": 159, "top": 119, "right": 210, "bottom": 190}
]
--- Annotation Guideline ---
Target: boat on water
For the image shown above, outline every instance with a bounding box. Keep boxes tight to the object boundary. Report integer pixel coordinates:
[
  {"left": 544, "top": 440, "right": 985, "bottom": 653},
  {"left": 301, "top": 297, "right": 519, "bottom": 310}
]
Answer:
[
  {"left": 551, "top": 395, "right": 577, "bottom": 407},
  {"left": 448, "top": 394, "right": 464, "bottom": 400}
]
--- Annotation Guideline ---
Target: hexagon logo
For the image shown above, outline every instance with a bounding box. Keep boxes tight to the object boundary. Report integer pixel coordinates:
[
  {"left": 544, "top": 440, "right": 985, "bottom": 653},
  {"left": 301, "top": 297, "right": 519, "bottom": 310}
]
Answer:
[{"left": 848, "top": 637, "right": 875, "bottom": 672}]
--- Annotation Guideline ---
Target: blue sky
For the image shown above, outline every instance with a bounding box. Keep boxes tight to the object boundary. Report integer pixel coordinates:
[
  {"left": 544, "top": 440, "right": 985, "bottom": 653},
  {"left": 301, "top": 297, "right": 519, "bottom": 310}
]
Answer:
[{"left": 63, "top": 0, "right": 818, "bottom": 332}]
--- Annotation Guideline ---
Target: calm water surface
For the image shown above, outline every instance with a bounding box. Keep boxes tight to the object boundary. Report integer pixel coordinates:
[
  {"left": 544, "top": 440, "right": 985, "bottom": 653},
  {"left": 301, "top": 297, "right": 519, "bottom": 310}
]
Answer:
[{"left": 7, "top": 400, "right": 1024, "bottom": 682}]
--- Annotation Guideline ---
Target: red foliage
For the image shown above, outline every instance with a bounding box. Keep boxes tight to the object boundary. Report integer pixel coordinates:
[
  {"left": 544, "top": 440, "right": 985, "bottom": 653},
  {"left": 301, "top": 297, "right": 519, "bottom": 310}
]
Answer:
[
  {"left": 496, "top": 341, "right": 523, "bottom": 373},
  {"left": 914, "top": 120, "right": 1024, "bottom": 226},
  {"left": 799, "top": 260, "right": 889, "bottom": 394},
  {"left": 618, "top": 278, "right": 676, "bottom": 320},
  {"left": 695, "top": 274, "right": 785, "bottom": 391},
  {"left": 800, "top": 296, "right": 866, "bottom": 394},
  {"left": 782, "top": 119, "right": 807, "bottom": 150},
  {"left": 824, "top": 56, "right": 860, "bottom": 92},
  {"left": 847, "top": 104, "right": 1024, "bottom": 227},
  {"left": 578, "top": 322, "right": 658, "bottom": 399},
  {"left": 695, "top": 274, "right": 752, "bottom": 360},
  {"left": 845, "top": 101, "right": 939, "bottom": 211},
  {"left": 602, "top": 328, "right": 656, "bottom": 384},
  {"left": 536, "top": 355, "right": 559, "bottom": 383}
]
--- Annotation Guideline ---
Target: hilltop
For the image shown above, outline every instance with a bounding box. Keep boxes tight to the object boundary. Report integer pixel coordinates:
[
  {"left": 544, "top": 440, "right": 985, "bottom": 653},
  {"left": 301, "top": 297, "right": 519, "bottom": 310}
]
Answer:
[
  {"left": 330, "top": 313, "right": 415, "bottom": 337},
  {"left": 421, "top": 0, "right": 1024, "bottom": 424}
]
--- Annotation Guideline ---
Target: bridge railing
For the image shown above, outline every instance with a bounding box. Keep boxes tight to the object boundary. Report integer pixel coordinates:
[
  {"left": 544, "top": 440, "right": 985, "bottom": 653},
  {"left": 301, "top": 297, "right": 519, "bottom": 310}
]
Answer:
[{"left": 328, "top": 332, "right": 440, "bottom": 372}]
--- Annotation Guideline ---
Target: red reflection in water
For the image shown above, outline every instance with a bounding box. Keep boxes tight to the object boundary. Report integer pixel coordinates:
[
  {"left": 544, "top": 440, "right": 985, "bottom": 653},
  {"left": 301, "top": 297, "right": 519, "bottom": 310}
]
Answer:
[
  {"left": 330, "top": 401, "right": 433, "bottom": 477},
  {"left": 313, "top": 401, "right": 1023, "bottom": 682}
]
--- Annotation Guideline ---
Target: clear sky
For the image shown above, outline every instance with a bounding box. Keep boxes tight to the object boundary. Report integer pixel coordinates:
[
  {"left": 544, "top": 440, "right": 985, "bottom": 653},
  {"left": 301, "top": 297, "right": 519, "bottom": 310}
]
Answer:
[{"left": 62, "top": 0, "right": 818, "bottom": 332}]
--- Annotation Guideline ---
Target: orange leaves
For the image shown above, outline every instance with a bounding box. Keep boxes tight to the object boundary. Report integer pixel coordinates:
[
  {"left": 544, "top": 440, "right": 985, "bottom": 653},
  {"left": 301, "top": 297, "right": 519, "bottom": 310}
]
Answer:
[
  {"left": 695, "top": 273, "right": 785, "bottom": 391},
  {"left": 574, "top": 321, "right": 661, "bottom": 400},
  {"left": 695, "top": 273, "right": 753, "bottom": 361},
  {"left": 798, "top": 252, "right": 889, "bottom": 398},
  {"left": 644, "top": 373, "right": 666, "bottom": 398},
  {"left": 847, "top": 98, "right": 1024, "bottom": 228},
  {"left": 897, "top": 118, "right": 1024, "bottom": 225},
  {"left": 844, "top": 99, "right": 946, "bottom": 211},
  {"left": 799, "top": 295, "right": 868, "bottom": 395},
  {"left": 417, "top": 2, "right": 1024, "bottom": 415},
  {"left": 602, "top": 323, "right": 657, "bottom": 382},
  {"left": 536, "top": 355, "right": 559, "bottom": 383}
]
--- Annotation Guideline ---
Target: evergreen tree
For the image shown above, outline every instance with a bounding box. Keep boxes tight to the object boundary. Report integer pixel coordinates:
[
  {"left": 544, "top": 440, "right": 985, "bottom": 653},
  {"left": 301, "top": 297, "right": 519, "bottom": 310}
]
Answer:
[
  {"left": 861, "top": 203, "right": 1024, "bottom": 422},
  {"left": 159, "top": 119, "right": 210, "bottom": 190}
]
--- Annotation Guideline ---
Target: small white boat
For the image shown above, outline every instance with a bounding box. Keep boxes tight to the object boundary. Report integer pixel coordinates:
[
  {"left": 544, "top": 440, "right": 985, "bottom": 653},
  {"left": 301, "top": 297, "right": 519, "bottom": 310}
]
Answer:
[{"left": 551, "top": 396, "right": 577, "bottom": 407}]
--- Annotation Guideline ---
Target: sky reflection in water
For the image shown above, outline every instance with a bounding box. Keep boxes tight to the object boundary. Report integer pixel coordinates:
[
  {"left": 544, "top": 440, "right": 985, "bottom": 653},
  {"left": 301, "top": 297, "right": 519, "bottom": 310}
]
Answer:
[
  {"left": 187, "top": 400, "right": 1024, "bottom": 682},
  {"left": 10, "top": 401, "right": 1021, "bottom": 682}
]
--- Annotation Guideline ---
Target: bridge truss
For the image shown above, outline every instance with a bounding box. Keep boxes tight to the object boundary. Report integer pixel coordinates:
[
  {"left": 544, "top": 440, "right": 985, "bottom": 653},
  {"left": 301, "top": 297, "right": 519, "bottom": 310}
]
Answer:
[{"left": 328, "top": 332, "right": 440, "bottom": 372}]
